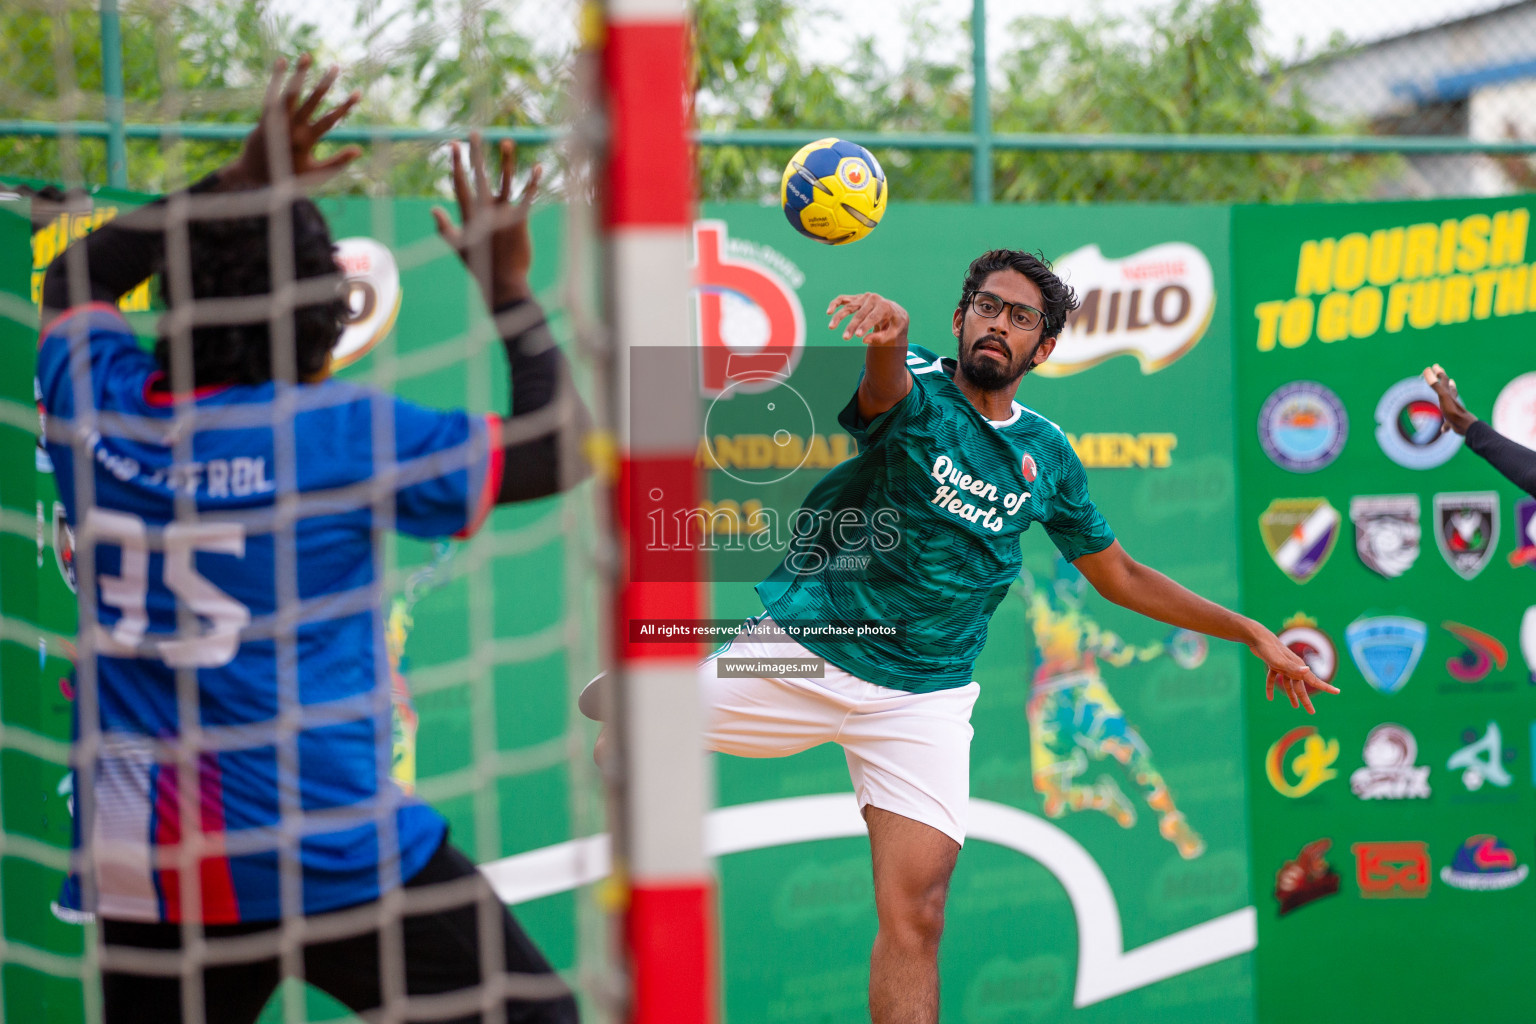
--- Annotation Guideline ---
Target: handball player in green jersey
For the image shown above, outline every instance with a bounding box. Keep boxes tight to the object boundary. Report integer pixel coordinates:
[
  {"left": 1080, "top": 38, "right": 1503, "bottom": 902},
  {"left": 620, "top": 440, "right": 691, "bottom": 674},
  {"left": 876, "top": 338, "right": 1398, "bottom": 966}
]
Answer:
[{"left": 608, "top": 250, "right": 1336, "bottom": 1024}]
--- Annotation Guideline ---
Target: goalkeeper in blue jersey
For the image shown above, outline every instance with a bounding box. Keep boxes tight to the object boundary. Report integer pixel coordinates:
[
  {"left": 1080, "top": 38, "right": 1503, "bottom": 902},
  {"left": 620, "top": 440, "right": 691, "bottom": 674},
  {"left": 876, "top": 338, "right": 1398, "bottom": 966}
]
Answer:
[
  {"left": 38, "top": 57, "right": 583, "bottom": 1024},
  {"left": 697, "top": 250, "right": 1337, "bottom": 1024}
]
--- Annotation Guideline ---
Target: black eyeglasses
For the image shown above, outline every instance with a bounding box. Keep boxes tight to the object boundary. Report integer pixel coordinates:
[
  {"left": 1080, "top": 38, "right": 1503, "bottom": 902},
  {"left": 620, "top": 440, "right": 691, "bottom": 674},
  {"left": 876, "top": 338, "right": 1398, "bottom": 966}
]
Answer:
[{"left": 970, "top": 291, "right": 1045, "bottom": 332}]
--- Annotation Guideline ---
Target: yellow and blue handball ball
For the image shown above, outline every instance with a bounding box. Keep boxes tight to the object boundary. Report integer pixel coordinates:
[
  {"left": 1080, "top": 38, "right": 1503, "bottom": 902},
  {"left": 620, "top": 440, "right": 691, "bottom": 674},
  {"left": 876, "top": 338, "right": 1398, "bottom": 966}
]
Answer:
[{"left": 780, "top": 138, "right": 887, "bottom": 245}]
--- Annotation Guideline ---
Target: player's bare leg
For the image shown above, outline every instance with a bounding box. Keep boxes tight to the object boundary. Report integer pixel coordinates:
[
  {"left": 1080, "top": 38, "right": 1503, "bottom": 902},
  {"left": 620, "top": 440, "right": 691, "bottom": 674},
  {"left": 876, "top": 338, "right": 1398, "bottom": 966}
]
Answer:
[{"left": 865, "top": 806, "right": 959, "bottom": 1024}]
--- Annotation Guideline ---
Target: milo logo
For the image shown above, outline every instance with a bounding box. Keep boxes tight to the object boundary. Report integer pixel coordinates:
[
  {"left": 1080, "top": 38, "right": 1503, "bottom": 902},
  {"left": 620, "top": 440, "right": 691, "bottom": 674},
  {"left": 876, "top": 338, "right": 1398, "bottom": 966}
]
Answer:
[
  {"left": 1043, "top": 241, "right": 1216, "bottom": 377},
  {"left": 962, "top": 954, "right": 1070, "bottom": 1023}
]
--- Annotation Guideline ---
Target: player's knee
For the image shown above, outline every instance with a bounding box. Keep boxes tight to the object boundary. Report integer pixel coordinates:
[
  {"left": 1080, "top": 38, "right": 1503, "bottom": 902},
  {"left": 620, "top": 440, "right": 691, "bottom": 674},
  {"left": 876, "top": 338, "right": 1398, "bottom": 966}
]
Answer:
[
  {"left": 878, "top": 881, "right": 949, "bottom": 949},
  {"left": 905, "top": 897, "right": 948, "bottom": 951}
]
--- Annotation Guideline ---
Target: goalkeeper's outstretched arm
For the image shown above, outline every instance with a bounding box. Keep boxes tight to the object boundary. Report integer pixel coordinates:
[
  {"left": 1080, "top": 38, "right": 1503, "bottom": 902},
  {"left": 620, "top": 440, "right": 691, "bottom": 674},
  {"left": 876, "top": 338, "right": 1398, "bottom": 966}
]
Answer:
[{"left": 432, "top": 133, "right": 592, "bottom": 504}]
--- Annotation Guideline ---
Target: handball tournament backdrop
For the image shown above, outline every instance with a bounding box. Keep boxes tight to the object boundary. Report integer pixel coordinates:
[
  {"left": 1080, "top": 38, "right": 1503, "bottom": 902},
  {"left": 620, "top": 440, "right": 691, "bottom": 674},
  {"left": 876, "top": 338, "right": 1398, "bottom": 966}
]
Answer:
[{"left": 1, "top": 187, "right": 1532, "bottom": 1023}]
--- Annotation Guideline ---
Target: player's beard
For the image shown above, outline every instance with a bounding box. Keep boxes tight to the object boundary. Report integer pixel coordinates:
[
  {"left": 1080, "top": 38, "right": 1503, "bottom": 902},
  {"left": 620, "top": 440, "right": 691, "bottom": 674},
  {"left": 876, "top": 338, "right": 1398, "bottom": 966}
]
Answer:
[{"left": 957, "top": 326, "right": 1034, "bottom": 391}]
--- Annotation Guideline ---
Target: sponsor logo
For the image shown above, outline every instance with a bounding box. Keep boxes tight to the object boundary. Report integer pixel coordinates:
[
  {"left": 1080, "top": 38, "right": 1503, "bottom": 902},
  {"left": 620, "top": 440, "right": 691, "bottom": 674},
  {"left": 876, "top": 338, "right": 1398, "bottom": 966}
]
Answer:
[
  {"left": 1275, "top": 839, "right": 1342, "bottom": 915},
  {"left": 1277, "top": 613, "right": 1337, "bottom": 683},
  {"left": 1042, "top": 242, "right": 1215, "bottom": 377},
  {"left": 1448, "top": 722, "right": 1515, "bottom": 791},
  {"left": 1266, "top": 726, "right": 1339, "bottom": 797},
  {"left": 693, "top": 221, "right": 806, "bottom": 397},
  {"left": 1510, "top": 498, "right": 1536, "bottom": 568},
  {"left": 1021, "top": 453, "right": 1038, "bottom": 483},
  {"left": 330, "top": 237, "right": 402, "bottom": 369},
  {"left": 1344, "top": 615, "right": 1427, "bottom": 694},
  {"left": 836, "top": 157, "right": 870, "bottom": 191},
  {"left": 1259, "top": 498, "right": 1341, "bottom": 583},
  {"left": 1350, "top": 723, "right": 1430, "bottom": 800},
  {"left": 1350, "top": 494, "right": 1421, "bottom": 579},
  {"left": 1492, "top": 371, "right": 1536, "bottom": 449},
  {"left": 1374, "top": 376, "right": 1465, "bottom": 469},
  {"left": 1148, "top": 850, "right": 1246, "bottom": 917},
  {"left": 51, "top": 501, "right": 76, "bottom": 594},
  {"left": 772, "top": 856, "right": 873, "bottom": 928},
  {"left": 962, "top": 954, "right": 1070, "bottom": 1021},
  {"left": 1443, "top": 622, "right": 1508, "bottom": 683},
  {"left": 1165, "top": 629, "right": 1209, "bottom": 670},
  {"left": 1433, "top": 491, "right": 1499, "bottom": 580},
  {"left": 1523, "top": 607, "right": 1536, "bottom": 685},
  {"left": 1442, "top": 835, "right": 1528, "bottom": 891},
  {"left": 1258, "top": 381, "right": 1347, "bottom": 472},
  {"left": 1353, "top": 841, "right": 1431, "bottom": 898}
]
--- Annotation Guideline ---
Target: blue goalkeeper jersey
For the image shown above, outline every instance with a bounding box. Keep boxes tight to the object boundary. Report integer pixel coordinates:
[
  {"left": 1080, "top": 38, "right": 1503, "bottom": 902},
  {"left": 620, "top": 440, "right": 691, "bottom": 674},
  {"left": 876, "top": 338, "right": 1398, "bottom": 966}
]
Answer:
[
  {"left": 38, "top": 304, "right": 502, "bottom": 923},
  {"left": 756, "top": 344, "right": 1115, "bottom": 692}
]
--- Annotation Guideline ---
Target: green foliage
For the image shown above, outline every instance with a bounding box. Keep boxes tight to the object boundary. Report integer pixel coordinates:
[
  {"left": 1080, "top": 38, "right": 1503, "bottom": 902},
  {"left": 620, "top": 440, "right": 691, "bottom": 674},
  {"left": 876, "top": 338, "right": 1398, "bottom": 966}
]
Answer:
[
  {"left": 694, "top": 0, "right": 1394, "bottom": 204},
  {"left": 693, "top": 0, "right": 976, "bottom": 201},
  {"left": 0, "top": 0, "right": 1394, "bottom": 202},
  {"left": 991, "top": 0, "right": 1392, "bottom": 201},
  {"left": 0, "top": 0, "right": 321, "bottom": 191},
  {"left": 0, "top": 0, "right": 563, "bottom": 198},
  {"left": 340, "top": 0, "right": 570, "bottom": 197}
]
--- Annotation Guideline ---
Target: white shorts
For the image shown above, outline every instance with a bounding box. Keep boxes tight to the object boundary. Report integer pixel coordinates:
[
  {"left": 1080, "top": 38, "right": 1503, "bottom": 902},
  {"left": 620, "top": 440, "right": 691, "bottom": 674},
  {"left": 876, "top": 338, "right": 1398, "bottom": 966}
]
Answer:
[{"left": 701, "top": 616, "right": 980, "bottom": 845}]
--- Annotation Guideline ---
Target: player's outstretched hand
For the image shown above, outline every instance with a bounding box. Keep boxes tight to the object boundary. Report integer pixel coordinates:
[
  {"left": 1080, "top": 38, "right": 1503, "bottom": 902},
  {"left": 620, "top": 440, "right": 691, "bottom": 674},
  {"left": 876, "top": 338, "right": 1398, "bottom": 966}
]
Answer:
[
  {"left": 432, "top": 132, "right": 543, "bottom": 309},
  {"left": 1422, "top": 364, "right": 1476, "bottom": 435},
  {"left": 828, "top": 292, "right": 909, "bottom": 347},
  {"left": 225, "top": 55, "right": 362, "bottom": 190},
  {"left": 1250, "top": 627, "right": 1338, "bottom": 714}
]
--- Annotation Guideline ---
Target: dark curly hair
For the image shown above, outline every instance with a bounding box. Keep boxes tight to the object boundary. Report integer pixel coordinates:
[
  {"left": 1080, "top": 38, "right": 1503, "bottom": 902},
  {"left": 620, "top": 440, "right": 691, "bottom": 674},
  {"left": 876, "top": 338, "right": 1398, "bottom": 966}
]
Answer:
[
  {"left": 154, "top": 199, "right": 344, "bottom": 387},
  {"left": 956, "top": 249, "right": 1080, "bottom": 339}
]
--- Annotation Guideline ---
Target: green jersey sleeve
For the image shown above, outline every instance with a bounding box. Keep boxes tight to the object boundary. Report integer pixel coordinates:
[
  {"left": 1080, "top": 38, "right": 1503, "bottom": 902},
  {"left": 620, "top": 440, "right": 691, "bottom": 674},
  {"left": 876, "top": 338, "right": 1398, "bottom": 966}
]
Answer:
[
  {"left": 835, "top": 349, "right": 935, "bottom": 446},
  {"left": 1044, "top": 448, "right": 1116, "bottom": 562}
]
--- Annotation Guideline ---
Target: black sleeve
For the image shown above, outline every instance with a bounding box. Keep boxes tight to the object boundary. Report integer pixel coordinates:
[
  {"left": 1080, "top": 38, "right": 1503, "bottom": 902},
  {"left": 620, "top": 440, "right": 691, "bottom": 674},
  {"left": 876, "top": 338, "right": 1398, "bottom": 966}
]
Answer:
[
  {"left": 491, "top": 298, "right": 592, "bottom": 504},
  {"left": 38, "top": 172, "right": 222, "bottom": 319},
  {"left": 40, "top": 202, "right": 165, "bottom": 317},
  {"left": 1466, "top": 420, "right": 1536, "bottom": 498}
]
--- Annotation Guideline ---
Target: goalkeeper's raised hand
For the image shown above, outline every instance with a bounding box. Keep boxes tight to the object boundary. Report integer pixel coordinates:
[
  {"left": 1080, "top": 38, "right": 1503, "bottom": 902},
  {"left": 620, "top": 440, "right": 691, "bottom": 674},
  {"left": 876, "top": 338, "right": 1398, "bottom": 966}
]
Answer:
[
  {"left": 221, "top": 54, "right": 362, "bottom": 191},
  {"left": 432, "top": 132, "right": 544, "bottom": 310}
]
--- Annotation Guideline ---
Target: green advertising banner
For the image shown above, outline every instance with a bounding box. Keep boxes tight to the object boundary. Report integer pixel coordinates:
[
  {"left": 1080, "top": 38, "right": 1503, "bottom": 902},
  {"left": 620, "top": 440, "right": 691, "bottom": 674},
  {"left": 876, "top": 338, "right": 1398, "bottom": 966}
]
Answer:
[
  {"left": 1233, "top": 197, "right": 1536, "bottom": 1023},
  {"left": 697, "top": 204, "right": 1251, "bottom": 1024},
  {"left": 1, "top": 191, "right": 1252, "bottom": 1022}
]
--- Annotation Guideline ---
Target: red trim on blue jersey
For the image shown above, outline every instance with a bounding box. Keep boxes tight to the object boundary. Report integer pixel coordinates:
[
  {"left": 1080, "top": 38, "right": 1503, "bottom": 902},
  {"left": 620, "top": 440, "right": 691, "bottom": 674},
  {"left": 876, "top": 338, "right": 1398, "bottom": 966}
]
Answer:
[
  {"left": 153, "top": 756, "right": 241, "bottom": 923},
  {"left": 37, "top": 301, "right": 128, "bottom": 349},
  {"left": 141, "top": 370, "right": 233, "bottom": 408},
  {"left": 454, "top": 412, "right": 504, "bottom": 539}
]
